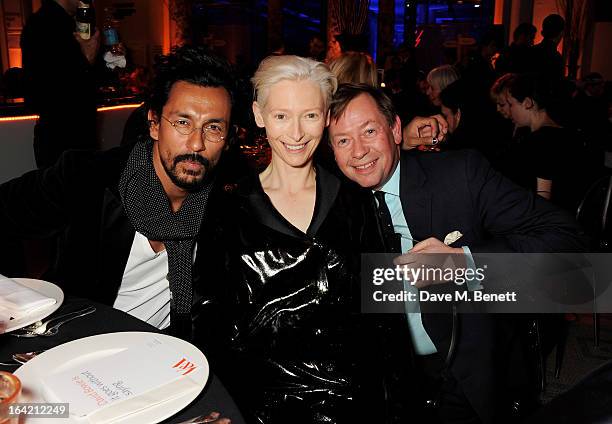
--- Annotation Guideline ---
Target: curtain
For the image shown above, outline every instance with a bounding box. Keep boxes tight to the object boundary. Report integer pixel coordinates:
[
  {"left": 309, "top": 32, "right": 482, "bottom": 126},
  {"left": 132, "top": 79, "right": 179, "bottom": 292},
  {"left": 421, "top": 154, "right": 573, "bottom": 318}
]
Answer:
[
  {"left": 329, "top": 0, "right": 370, "bottom": 36},
  {"left": 556, "top": 0, "right": 591, "bottom": 79}
]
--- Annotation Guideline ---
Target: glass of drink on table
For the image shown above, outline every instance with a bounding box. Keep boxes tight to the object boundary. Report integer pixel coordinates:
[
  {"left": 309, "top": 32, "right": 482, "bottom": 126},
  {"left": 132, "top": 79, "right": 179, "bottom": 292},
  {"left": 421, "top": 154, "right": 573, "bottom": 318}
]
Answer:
[{"left": 0, "top": 372, "right": 21, "bottom": 423}]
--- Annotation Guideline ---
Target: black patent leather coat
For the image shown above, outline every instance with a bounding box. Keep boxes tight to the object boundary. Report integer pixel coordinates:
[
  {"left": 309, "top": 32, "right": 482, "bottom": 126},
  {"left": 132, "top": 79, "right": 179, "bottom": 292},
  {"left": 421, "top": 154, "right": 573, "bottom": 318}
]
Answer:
[{"left": 194, "top": 165, "right": 412, "bottom": 424}]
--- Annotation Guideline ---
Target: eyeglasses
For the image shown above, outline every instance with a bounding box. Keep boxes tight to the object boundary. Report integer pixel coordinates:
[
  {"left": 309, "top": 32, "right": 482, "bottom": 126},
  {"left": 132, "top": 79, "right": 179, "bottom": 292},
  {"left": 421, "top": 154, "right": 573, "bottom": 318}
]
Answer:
[{"left": 161, "top": 115, "right": 226, "bottom": 143}]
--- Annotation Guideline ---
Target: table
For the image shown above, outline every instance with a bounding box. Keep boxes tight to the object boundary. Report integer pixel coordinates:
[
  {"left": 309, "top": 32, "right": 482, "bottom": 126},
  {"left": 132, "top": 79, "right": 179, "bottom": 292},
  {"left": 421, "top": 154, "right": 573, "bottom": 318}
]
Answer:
[{"left": 0, "top": 297, "right": 245, "bottom": 424}]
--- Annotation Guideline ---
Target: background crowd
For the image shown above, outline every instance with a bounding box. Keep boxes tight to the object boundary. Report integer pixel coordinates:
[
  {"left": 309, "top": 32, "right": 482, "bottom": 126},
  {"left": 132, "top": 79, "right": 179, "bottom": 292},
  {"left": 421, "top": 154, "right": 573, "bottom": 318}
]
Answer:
[
  {"left": 1, "top": 3, "right": 611, "bottom": 424},
  {"left": 321, "top": 15, "right": 610, "bottom": 222}
]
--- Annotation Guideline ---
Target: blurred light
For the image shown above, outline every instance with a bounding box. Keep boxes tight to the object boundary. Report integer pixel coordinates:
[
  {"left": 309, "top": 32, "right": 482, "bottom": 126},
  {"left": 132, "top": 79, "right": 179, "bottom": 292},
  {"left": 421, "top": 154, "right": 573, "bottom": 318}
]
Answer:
[
  {"left": 380, "top": 82, "right": 386, "bottom": 88},
  {"left": 0, "top": 115, "right": 38, "bottom": 122},
  {"left": 494, "top": 0, "right": 503, "bottom": 24},
  {"left": 162, "top": 0, "right": 171, "bottom": 54},
  {"left": 97, "top": 103, "right": 143, "bottom": 112},
  {"left": 474, "top": 4, "right": 480, "bottom": 7},
  {"left": 8, "top": 48, "right": 22, "bottom": 68},
  {"left": 0, "top": 103, "right": 143, "bottom": 123}
]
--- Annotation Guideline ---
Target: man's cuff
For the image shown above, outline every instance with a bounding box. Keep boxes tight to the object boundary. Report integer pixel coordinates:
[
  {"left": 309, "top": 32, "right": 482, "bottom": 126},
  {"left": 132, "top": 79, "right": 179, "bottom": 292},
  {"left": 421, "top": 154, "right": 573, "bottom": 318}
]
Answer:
[{"left": 462, "top": 246, "right": 483, "bottom": 291}]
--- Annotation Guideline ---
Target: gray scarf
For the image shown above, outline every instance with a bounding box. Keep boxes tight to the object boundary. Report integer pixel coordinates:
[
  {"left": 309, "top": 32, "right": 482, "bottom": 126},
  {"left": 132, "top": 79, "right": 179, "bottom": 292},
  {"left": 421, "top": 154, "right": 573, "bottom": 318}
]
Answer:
[{"left": 119, "top": 141, "right": 213, "bottom": 339}]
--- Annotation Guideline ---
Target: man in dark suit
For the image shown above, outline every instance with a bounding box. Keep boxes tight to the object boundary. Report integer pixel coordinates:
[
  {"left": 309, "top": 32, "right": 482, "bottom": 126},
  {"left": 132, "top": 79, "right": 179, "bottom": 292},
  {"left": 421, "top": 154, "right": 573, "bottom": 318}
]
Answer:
[
  {"left": 328, "top": 83, "right": 586, "bottom": 423},
  {"left": 0, "top": 45, "right": 239, "bottom": 341}
]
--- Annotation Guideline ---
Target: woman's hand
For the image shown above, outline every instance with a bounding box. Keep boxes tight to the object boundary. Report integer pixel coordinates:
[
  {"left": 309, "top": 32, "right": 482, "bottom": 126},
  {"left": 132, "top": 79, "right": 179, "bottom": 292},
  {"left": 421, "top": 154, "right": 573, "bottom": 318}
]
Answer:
[{"left": 401, "top": 115, "right": 448, "bottom": 150}]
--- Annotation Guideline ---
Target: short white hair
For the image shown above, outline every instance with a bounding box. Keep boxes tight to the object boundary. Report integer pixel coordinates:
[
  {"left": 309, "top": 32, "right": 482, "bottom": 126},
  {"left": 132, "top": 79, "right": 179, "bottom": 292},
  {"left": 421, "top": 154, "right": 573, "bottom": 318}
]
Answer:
[
  {"left": 251, "top": 55, "right": 338, "bottom": 109},
  {"left": 427, "top": 65, "right": 460, "bottom": 91}
]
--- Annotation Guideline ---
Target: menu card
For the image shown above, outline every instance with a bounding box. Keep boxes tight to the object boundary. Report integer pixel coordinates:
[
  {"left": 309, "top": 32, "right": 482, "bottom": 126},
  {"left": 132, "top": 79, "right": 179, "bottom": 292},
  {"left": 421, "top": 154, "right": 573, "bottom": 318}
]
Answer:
[
  {"left": 0, "top": 274, "right": 56, "bottom": 321},
  {"left": 42, "top": 336, "right": 202, "bottom": 423}
]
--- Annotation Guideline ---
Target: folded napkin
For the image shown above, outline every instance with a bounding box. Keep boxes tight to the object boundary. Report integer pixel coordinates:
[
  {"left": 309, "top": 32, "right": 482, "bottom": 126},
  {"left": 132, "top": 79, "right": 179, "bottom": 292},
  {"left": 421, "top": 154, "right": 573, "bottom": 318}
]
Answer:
[
  {"left": 43, "top": 336, "right": 202, "bottom": 423},
  {"left": 103, "top": 51, "right": 126, "bottom": 69},
  {"left": 443, "top": 230, "right": 463, "bottom": 245},
  {"left": 0, "top": 274, "right": 56, "bottom": 321}
]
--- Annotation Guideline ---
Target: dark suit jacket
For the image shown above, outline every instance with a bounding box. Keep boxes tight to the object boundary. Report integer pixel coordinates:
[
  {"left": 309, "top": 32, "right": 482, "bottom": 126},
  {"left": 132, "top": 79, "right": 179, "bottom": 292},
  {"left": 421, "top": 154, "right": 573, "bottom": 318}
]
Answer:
[
  {"left": 396, "top": 149, "right": 586, "bottom": 422},
  {"left": 0, "top": 146, "right": 235, "bottom": 309}
]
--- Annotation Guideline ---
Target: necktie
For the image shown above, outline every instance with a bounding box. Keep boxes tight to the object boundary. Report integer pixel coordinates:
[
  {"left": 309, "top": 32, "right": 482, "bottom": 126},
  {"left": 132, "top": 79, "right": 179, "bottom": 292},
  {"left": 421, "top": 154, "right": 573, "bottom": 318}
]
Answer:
[{"left": 374, "top": 191, "right": 401, "bottom": 253}]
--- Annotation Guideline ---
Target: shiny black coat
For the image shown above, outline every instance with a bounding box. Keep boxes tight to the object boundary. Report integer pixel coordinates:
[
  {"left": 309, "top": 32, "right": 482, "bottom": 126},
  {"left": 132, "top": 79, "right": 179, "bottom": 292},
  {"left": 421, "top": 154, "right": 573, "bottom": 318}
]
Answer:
[{"left": 194, "top": 165, "right": 409, "bottom": 423}]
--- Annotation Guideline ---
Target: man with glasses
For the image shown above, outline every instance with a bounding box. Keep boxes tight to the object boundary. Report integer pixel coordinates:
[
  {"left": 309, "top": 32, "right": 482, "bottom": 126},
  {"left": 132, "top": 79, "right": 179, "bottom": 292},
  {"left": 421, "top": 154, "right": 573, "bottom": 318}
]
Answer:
[{"left": 0, "top": 45, "right": 238, "bottom": 341}]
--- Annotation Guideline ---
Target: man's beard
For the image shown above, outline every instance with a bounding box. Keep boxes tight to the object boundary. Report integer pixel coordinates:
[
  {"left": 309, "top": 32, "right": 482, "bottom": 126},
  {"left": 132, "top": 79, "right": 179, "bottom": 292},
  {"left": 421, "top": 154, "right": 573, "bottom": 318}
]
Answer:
[{"left": 162, "top": 153, "right": 213, "bottom": 192}]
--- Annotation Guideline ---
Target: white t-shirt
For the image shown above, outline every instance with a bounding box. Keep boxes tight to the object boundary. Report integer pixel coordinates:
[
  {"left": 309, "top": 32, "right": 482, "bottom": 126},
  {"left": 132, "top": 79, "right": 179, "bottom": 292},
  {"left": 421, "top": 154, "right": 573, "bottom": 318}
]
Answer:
[{"left": 113, "top": 231, "right": 172, "bottom": 329}]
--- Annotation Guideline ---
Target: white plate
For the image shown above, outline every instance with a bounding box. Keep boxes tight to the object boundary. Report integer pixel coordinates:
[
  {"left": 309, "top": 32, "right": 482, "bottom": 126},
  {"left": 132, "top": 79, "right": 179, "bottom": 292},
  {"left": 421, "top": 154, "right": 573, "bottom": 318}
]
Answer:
[
  {"left": 3, "top": 278, "right": 64, "bottom": 333},
  {"left": 15, "top": 332, "right": 209, "bottom": 423}
]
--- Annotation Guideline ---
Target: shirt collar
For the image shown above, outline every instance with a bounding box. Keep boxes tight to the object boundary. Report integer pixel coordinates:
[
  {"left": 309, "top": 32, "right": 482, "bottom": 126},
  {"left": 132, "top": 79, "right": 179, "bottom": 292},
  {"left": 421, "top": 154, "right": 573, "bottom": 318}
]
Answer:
[{"left": 375, "top": 161, "right": 401, "bottom": 197}]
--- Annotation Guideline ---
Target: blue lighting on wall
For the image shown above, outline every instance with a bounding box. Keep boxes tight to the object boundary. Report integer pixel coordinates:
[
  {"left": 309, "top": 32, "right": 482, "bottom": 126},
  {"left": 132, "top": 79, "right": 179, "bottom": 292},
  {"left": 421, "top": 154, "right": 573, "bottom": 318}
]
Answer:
[
  {"left": 415, "top": 2, "right": 490, "bottom": 25},
  {"left": 395, "top": 1, "right": 405, "bottom": 47},
  {"left": 369, "top": 0, "right": 378, "bottom": 61}
]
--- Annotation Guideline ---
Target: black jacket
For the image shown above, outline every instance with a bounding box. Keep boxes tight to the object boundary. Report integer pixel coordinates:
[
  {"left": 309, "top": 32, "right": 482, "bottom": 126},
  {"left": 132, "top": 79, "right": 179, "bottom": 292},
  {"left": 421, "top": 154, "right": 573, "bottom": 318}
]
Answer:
[
  {"left": 194, "top": 165, "right": 413, "bottom": 423},
  {"left": 0, "top": 146, "right": 236, "bottom": 311}
]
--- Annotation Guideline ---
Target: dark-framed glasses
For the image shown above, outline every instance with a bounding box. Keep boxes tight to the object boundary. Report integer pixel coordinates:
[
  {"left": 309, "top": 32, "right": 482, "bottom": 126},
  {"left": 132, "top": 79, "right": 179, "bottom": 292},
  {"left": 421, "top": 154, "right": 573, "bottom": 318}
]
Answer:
[{"left": 161, "top": 115, "right": 226, "bottom": 143}]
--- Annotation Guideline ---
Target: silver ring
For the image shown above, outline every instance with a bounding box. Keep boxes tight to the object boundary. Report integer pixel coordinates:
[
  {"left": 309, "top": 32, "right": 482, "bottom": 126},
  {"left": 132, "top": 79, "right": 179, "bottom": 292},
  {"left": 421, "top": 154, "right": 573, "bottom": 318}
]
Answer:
[{"left": 431, "top": 137, "right": 439, "bottom": 146}]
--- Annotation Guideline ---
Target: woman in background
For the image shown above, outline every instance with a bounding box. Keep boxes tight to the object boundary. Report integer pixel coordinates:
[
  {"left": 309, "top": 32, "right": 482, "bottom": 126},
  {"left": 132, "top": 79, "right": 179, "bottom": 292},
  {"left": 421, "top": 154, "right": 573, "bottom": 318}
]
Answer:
[
  {"left": 329, "top": 51, "right": 378, "bottom": 86},
  {"left": 490, "top": 73, "right": 515, "bottom": 120},
  {"left": 506, "top": 73, "right": 591, "bottom": 212},
  {"left": 487, "top": 73, "right": 532, "bottom": 186},
  {"left": 438, "top": 79, "right": 478, "bottom": 150},
  {"left": 438, "top": 79, "right": 501, "bottom": 159},
  {"left": 426, "top": 64, "right": 460, "bottom": 107}
]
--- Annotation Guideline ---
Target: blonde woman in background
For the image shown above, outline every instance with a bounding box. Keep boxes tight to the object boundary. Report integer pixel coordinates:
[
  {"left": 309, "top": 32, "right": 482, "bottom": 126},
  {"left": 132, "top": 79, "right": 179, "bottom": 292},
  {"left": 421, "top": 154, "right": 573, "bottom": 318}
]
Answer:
[{"left": 329, "top": 51, "right": 378, "bottom": 86}]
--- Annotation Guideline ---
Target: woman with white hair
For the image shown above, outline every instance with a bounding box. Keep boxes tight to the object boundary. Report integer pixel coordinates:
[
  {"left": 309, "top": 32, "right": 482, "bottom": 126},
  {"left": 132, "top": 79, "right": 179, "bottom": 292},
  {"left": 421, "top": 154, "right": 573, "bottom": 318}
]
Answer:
[
  {"left": 426, "top": 64, "right": 460, "bottom": 107},
  {"left": 195, "top": 55, "right": 398, "bottom": 423}
]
